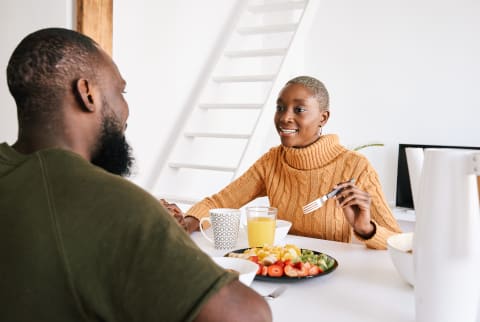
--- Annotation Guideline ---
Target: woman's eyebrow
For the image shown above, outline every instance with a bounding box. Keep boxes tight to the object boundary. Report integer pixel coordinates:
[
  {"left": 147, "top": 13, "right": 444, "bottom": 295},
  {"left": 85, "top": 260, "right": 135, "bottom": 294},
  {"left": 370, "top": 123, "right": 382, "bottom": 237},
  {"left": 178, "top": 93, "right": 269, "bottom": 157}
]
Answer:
[
  {"left": 291, "top": 98, "right": 307, "bottom": 104},
  {"left": 276, "top": 98, "right": 309, "bottom": 104}
]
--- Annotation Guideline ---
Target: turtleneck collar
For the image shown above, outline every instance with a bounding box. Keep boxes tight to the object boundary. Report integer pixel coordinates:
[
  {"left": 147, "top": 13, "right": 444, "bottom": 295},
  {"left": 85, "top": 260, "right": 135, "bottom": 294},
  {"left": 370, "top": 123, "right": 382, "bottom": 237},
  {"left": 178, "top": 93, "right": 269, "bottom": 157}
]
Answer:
[{"left": 280, "top": 134, "right": 347, "bottom": 170}]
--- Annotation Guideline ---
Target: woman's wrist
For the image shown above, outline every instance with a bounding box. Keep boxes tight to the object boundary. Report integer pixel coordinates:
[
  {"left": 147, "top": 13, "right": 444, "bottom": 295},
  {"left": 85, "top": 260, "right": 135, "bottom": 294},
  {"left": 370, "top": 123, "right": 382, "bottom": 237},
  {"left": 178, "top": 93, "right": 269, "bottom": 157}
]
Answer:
[{"left": 354, "top": 220, "right": 376, "bottom": 239}]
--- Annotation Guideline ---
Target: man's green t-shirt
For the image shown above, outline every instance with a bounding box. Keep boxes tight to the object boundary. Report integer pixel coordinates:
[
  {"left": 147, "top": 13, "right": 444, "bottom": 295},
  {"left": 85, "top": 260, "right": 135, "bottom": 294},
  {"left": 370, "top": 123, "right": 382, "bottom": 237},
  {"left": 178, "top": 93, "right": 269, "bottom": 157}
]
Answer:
[{"left": 0, "top": 143, "right": 236, "bottom": 321}]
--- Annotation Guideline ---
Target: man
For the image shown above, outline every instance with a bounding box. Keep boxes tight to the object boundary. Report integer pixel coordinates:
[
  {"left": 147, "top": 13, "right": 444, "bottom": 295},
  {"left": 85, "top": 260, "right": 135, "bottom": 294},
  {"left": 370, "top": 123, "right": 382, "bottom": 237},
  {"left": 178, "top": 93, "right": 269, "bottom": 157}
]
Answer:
[{"left": 0, "top": 28, "right": 271, "bottom": 322}]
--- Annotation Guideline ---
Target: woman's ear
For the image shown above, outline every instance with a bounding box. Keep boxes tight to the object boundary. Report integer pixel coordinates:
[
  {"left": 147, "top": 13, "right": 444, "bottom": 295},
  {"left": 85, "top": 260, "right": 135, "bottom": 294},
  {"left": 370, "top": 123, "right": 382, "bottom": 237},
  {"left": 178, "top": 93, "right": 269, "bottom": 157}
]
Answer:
[
  {"left": 319, "top": 110, "right": 330, "bottom": 126},
  {"left": 74, "top": 78, "right": 96, "bottom": 112}
]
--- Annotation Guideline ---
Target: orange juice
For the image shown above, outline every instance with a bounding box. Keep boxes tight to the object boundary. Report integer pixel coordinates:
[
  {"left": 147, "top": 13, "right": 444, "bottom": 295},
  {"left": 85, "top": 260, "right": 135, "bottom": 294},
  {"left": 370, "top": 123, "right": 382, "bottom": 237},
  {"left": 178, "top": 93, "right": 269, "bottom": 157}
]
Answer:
[{"left": 247, "top": 217, "right": 275, "bottom": 247}]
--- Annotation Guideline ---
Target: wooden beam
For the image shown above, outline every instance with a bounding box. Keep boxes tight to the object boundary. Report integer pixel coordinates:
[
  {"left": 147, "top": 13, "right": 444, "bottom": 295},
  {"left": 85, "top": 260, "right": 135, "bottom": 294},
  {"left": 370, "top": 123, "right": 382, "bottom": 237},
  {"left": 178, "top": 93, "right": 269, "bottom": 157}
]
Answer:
[
  {"left": 477, "top": 176, "right": 480, "bottom": 201},
  {"left": 76, "top": 0, "right": 113, "bottom": 56}
]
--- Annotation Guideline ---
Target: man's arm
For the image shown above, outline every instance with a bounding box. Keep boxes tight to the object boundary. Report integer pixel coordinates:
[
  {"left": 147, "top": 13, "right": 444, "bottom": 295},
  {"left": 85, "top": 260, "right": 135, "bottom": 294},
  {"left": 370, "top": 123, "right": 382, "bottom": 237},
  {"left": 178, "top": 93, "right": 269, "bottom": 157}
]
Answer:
[
  {"left": 159, "top": 199, "right": 200, "bottom": 234},
  {"left": 194, "top": 279, "right": 272, "bottom": 322},
  {"left": 184, "top": 215, "right": 200, "bottom": 233}
]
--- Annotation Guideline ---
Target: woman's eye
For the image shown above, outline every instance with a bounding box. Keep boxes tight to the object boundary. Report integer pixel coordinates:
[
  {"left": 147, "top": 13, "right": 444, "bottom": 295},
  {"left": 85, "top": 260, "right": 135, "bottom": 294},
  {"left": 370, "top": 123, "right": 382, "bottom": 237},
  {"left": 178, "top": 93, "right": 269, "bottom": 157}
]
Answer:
[
  {"left": 276, "top": 105, "right": 285, "bottom": 112},
  {"left": 294, "top": 106, "right": 306, "bottom": 113},
  {"left": 122, "top": 90, "right": 128, "bottom": 94}
]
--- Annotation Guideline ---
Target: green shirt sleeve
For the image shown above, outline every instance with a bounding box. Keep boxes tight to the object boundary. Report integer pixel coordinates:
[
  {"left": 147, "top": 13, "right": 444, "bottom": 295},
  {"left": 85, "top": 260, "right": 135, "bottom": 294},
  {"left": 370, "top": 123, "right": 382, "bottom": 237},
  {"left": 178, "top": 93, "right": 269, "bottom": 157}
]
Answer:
[{"left": 43, "top": 151, "right": 237, "bottom": 322}]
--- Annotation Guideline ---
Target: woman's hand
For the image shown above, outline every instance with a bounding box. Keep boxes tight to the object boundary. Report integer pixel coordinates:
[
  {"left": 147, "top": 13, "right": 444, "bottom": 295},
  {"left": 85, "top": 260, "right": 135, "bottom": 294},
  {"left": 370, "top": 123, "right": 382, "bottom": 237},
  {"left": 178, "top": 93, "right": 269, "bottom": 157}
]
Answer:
[{"left": 333, "top": 181, "right": 375, "bottom": 239}]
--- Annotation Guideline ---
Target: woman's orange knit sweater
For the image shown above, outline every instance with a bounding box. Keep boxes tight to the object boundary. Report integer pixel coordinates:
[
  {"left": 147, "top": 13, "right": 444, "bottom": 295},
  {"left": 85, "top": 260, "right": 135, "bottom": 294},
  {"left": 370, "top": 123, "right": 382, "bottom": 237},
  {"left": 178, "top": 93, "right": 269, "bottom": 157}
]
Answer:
[{"left": 187, "top": 134, "right": 401, "bottom": 249}]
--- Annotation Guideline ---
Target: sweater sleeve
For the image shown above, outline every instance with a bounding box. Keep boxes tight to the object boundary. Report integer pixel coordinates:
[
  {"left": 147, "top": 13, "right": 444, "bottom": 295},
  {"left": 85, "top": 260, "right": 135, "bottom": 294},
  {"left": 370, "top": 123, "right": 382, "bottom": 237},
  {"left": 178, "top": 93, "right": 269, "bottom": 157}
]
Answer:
[
  {"left": 186, "top": 152, "right": 270, "bottom": 220},
  {"left": 353, "top": 165, "right": 402, "bottom": 249}
]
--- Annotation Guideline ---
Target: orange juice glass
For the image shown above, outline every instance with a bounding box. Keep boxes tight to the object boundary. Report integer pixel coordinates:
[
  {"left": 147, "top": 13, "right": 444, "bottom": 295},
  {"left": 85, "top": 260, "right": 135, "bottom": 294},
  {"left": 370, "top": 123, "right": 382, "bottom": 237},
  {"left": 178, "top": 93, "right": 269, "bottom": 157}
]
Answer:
[{"left": 246, "top": 206, "right": 277, "bottom": 247}]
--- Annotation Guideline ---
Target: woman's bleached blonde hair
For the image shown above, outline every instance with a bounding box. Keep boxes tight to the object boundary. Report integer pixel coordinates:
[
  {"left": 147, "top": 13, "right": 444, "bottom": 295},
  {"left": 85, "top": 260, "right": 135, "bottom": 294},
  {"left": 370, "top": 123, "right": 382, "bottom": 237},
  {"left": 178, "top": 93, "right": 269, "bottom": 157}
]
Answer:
[{"left": 285, "top": 76, "right": 329, "bottom": 111}]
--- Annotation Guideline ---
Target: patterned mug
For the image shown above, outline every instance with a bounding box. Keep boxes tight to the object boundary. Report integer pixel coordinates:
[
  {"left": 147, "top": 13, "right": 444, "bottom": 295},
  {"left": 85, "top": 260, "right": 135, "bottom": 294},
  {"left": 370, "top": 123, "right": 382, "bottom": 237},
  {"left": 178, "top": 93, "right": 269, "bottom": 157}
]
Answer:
[{"left": 200, "top": 208, "right": 241, "bottom": 249}]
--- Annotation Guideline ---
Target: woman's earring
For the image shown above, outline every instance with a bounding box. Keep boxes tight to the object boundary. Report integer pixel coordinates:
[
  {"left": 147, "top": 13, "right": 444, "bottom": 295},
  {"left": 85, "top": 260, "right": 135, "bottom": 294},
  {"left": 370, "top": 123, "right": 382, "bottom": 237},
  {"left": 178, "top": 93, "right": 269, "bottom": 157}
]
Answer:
[{"left": 317, "top": 125, "right": 322, "bottom": 136}]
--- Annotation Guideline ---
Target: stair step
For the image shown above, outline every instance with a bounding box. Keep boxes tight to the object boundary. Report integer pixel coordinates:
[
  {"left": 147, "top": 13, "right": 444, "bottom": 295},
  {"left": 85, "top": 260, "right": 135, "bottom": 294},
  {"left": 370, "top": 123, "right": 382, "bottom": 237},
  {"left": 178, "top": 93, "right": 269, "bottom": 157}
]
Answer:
[
  {"left": 224, "top": 48, "right": 287, "bottom": 57},
  {"left": 184, "top": 132, "right": 251, "bottom": 139},
  {"left": 169, "top": 162, "right": 237, "bottom": 172},
  {"left": 212, "top": 74, "right": 275, "bottom": 83},
  {"left": 148, "top": 0, "right": 319, "bottom": 200},
  {"left": 237, "top": 23, "right": 297, "bottom": 35},
  {"left": 199, "top": 103, "right": 263, "bottom": 110},
  {"left": 248, "top": 0, "right": 306, "bottom": 13}
]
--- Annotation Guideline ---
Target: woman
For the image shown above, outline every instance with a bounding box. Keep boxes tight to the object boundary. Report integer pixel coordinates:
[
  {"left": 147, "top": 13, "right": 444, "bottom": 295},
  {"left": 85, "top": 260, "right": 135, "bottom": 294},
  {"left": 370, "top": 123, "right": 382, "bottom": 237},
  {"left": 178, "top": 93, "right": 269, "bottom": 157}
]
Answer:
[{"left": 166, "top": 76, "right": 401, "bottom": 249}]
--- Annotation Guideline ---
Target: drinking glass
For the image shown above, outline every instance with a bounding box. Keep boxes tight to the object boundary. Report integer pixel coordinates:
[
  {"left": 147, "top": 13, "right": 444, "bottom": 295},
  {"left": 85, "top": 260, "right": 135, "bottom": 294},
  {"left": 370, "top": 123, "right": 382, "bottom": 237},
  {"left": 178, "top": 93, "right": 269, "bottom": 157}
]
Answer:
[{"left": 246, "top": 206, "right": 277, "bottom": 247}]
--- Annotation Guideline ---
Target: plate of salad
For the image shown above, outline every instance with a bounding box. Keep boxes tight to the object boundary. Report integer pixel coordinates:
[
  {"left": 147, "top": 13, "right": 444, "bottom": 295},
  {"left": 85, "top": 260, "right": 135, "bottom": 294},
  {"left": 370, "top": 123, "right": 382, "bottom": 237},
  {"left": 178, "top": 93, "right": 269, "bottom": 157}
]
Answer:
[{"left": 225, "top": 244, "right": 338, "bottom": 281}]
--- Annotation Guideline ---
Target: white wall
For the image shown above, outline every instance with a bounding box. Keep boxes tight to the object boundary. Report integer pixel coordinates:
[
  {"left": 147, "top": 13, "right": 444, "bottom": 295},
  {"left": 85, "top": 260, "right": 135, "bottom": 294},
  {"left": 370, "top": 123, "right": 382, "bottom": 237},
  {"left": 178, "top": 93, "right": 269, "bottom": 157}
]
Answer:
[
  {"left": 1, "top": 0, "right": 479, "bottom": 206},
  {"left": 0, "top": 0, "right": 73, "bottom": 144},
  {"left": 113, "top": 0, "right": 237, "bottom": 187},
  {"left": 304, "top": 0, "right": 480, "bottom": 203},
  {"left": 114, "top": 0, "right": 480, "bottom": 205}
]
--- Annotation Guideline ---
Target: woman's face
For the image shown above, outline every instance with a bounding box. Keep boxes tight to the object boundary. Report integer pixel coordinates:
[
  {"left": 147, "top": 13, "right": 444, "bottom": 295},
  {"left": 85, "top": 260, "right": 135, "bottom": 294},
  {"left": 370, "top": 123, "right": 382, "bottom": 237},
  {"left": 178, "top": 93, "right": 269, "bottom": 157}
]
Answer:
[{"left": 274, "top": 83, "right": 329, "bottom": 148}]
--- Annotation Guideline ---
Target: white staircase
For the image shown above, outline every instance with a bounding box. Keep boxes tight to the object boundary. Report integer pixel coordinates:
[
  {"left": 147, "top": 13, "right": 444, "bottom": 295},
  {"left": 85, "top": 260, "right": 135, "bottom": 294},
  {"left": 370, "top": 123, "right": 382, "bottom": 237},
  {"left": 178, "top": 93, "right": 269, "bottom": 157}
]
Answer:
[{"left": 147, "top": 0, "right": 319, "bottom": 209}]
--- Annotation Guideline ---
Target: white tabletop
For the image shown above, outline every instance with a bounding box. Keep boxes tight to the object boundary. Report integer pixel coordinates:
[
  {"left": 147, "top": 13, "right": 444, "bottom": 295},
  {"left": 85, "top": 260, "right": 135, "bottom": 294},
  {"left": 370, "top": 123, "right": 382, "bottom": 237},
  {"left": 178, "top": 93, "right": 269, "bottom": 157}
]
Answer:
[{"left": 192, "top": 231, "right": 415, "bottom": 322}]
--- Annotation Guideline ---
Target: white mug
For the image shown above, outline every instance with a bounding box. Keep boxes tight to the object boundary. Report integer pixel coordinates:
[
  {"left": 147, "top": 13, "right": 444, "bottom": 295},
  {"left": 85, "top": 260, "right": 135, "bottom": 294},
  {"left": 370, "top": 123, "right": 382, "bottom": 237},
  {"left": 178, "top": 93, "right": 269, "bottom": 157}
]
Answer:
[{"left": 200, "top": 208, "right": 241, "bottom": 249}]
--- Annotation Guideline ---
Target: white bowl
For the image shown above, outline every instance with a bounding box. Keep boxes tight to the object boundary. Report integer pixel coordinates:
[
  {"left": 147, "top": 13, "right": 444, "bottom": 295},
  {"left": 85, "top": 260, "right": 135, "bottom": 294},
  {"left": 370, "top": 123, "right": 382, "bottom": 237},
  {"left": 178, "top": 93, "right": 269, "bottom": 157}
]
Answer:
[
  {"left": 387, "top": 232, "right": 414, "bottom": 286},
  {"left": 274, "top": 219, "right": 292, "bottom": 245},
  {"left": 212, "top": 257, "right": 258, "bottom": 286}
]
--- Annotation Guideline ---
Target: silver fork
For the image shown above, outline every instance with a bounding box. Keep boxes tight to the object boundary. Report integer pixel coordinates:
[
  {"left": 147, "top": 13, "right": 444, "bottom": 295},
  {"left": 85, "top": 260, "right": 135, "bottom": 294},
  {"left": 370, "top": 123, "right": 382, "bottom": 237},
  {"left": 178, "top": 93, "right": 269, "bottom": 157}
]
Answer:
[
  {"left": 302, "top": 179, "right": 355, "bottom": 214},
  {"left": 263, "top": 285, "right": 286, "bottom": 300}
]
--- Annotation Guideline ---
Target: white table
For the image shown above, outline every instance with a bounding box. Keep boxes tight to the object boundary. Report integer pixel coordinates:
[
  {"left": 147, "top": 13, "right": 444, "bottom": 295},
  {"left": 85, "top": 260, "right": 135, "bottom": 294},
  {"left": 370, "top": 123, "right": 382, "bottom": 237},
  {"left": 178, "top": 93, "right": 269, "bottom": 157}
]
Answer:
[{"left": 192, "top": 232, "right": 415, "bottom": 322}]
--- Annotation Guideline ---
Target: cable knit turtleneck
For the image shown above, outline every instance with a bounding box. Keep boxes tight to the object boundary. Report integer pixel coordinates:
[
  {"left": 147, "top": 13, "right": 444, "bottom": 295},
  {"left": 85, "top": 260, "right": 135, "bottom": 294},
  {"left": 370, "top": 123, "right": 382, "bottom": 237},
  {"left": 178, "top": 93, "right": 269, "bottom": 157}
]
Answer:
[
  {"left": 282, "top": 134, "right": 347, "bottom": 170},
  {"left": 187, "top": 134, "right": 401, "bottom": 249}
]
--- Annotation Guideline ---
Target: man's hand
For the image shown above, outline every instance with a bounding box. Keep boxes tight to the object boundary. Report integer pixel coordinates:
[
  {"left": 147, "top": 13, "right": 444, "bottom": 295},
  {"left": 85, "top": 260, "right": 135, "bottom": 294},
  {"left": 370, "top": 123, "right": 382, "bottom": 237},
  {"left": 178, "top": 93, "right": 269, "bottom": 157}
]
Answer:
[
  {"left": 160, "top": 199, "right": 188, "bottom": 231},
  {"left": 159, "top": 199, "right": 200, "bottom": 233}
]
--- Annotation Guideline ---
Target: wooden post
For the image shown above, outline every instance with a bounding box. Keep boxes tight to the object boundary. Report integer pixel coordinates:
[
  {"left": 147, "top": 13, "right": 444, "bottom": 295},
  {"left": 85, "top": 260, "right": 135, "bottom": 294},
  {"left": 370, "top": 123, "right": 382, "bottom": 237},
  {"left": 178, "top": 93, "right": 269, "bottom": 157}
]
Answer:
[
  {"left": 76, "top": 0, "right": 113, "bottom": 56},
  {"left": 477, "top": 176, "right": 480, "bottom": 201}
]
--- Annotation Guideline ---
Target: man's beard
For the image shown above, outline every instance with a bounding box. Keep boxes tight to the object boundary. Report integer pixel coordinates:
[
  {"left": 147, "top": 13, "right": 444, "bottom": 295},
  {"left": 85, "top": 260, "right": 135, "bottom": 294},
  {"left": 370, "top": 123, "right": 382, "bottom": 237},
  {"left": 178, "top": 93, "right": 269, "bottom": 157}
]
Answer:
[{"left": 91, "top": 114, "right": 134, "bottom": 177}]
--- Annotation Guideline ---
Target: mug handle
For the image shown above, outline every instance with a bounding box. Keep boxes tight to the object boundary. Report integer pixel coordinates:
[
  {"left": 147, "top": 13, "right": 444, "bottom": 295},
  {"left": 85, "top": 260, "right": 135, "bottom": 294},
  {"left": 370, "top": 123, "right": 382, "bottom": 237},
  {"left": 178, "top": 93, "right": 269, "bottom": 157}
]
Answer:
[{"left": 199, "top": 217, "right": 214, "bottom": 244}]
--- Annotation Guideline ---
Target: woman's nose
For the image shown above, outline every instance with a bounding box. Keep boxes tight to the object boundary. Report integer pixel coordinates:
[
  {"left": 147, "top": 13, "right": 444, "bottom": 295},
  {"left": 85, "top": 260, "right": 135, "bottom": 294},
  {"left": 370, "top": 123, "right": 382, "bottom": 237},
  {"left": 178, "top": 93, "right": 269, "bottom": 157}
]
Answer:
[{"left": 279, "top": 109, "right": 294, "bottom": 123}]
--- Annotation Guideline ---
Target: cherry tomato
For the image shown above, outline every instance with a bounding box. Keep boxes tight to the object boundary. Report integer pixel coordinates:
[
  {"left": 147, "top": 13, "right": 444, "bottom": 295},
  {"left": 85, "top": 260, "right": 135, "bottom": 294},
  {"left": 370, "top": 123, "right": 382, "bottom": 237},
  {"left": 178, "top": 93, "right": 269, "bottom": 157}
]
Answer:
[
  {"left": 267, "top": 264, "right": 284, "bottom": 277},
  {"left": 261, "top": 266, "right": 268, "bottom": 276},
  {"left": 308, "top": 265, "right": 321, "bottom": 276},
  {"left": 256, "top": 264, "right": 263, "bottom": 275},
  {"left": 249, "top": 256, "right": 259, "bottom": 264}
]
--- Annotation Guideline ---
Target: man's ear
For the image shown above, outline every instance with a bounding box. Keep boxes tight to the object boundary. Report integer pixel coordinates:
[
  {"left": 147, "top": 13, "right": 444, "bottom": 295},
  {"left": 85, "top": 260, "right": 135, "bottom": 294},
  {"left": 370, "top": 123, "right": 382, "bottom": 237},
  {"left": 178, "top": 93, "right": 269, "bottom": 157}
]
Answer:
[{"left": 75, "top": 78, "right": 97, "bottom": 112}]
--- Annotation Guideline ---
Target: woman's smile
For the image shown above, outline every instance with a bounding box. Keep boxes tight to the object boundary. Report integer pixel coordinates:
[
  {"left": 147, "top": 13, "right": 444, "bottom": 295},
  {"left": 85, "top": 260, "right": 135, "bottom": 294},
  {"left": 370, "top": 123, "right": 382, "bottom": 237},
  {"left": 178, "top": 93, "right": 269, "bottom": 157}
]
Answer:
[{"left": 278, "top": 127, "right": 299, "bottom": 135}]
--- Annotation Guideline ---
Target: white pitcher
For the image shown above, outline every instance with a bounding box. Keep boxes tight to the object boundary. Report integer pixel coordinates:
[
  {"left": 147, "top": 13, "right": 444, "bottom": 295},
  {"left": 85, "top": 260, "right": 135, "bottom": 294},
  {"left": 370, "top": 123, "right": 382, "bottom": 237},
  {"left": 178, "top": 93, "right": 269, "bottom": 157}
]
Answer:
[
  {"left": 414, "top": 149, "right": 480, "bottom": 322},
  {"left": 405, "top": 147, "right": 424, "bottom": 209}
]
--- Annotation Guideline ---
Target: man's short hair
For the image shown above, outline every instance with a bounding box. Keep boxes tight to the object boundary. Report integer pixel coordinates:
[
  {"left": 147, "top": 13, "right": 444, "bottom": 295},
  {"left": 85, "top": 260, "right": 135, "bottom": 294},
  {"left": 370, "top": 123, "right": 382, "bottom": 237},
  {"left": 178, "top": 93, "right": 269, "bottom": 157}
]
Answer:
[{"left": 7, "top": 28, "right": 101, "bottom": 122}]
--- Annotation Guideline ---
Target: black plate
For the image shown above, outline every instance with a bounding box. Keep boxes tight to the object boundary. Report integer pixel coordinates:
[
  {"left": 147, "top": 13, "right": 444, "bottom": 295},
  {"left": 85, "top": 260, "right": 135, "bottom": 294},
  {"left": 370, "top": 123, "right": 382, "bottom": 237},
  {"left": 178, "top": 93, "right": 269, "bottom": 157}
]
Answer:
[{"left": 225, "top": 248, "right": 338, "bottom": 282}]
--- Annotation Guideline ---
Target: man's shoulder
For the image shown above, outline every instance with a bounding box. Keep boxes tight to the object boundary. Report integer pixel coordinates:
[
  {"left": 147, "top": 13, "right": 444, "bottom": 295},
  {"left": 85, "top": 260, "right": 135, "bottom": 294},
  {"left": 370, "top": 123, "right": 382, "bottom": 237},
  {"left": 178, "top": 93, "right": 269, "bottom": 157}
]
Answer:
[
  {"left": 39, "top": 148, "right": 120, "bottom": 183},
  {"left": 39, "top": 148, "right": 159, "bottom": 210}
]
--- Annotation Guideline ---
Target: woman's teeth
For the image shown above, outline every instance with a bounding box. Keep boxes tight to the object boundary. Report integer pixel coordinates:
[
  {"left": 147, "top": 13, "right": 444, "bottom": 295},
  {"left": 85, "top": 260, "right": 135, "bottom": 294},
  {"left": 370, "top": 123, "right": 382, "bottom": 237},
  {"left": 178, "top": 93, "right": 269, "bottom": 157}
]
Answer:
[{"left": 280, "top": 128, "right": 298, "bottom": 134}]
